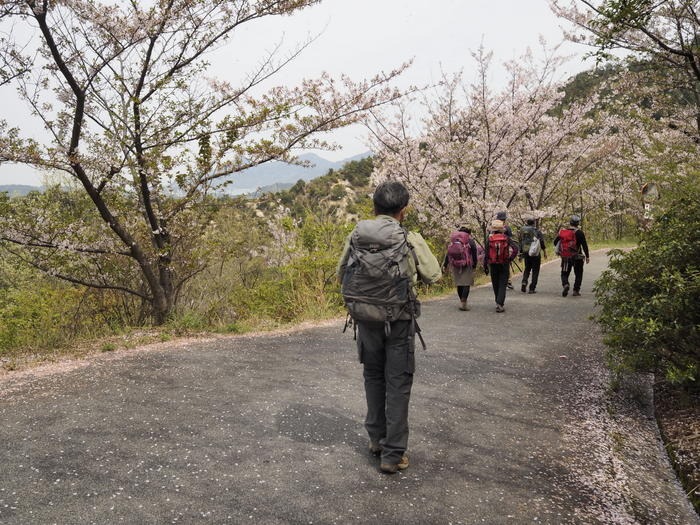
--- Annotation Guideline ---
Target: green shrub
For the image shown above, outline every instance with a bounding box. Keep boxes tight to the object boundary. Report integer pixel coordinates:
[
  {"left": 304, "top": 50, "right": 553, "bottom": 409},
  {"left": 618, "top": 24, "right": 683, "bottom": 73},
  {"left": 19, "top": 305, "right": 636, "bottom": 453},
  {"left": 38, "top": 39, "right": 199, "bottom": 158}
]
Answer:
[
  {"left": 593, "top": 177, "right": 700, "bottom": 387},
  {"left": 168, "top": 311, "right": 208, "bottom": 334},
  {"left": 0, "top": 281, "right": 83, "bottom": 352},
  {"left": 330, "top": 184, "right": 346, "bottom": 201},
  {"left": 101, "top": 342, "right": 117, "bottom": 352},
  {"left": 0, "top": 257, "right": 131, "bottom": 355}
]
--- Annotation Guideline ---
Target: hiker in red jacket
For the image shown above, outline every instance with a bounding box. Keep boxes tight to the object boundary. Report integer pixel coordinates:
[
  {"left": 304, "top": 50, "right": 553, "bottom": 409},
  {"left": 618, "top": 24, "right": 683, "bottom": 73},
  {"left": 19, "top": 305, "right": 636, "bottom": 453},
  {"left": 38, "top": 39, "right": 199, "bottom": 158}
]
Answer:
[{"left": 553, "top": 215, "right": 590, "bottom": 297}]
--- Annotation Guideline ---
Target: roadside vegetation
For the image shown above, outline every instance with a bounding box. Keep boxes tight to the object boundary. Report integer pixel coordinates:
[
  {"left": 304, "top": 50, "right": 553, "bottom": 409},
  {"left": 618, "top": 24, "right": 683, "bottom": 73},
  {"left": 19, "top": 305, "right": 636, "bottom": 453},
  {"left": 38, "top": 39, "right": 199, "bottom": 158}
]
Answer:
[
  {"left": 0, "top": 0, "right": 698, "bottom": 513},
  {"left": 595, "top": 176, "right": 700, "bottom": 388},
  {"left": 593, "top": 176, "right": 700, "bottom": 512}
]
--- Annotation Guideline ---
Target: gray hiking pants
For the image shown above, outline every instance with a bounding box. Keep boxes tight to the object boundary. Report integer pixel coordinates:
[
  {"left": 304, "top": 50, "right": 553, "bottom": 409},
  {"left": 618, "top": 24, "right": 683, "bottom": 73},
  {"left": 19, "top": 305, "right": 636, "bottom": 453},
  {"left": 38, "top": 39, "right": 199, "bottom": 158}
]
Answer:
[{"left": 356, "top": 319, "right": 415, "bottom": 464}]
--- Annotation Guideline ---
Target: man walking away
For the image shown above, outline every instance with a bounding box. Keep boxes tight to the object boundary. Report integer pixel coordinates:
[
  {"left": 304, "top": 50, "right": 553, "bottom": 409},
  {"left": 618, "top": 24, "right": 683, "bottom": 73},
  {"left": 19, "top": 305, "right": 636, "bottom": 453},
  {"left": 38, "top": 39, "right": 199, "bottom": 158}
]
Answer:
[
  {"left": 554, "top": 215, "right": 590, "bottom": 297},
  {"left": 484, "top": 219, "right": 519, "bottom": 312},
  {"left": 337, "top": 181, "right": 441, "bottom": 474},
  {"left": 519, "top": 218, "right": 546, "bottom": 294}
]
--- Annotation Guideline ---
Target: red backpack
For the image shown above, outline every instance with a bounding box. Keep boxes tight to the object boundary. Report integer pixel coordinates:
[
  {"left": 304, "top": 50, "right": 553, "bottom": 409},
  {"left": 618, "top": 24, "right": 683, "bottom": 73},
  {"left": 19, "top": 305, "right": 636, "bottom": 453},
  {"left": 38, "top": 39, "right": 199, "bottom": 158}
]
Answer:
[
  {"left": 487, "top": 233, "right": 511, "bottom": 264},
  {"left": 446, "top": 231, "right": 473, "bottom": 268},
  {"left": 558, "top": 228, "right": 578, "bottom": 258}
]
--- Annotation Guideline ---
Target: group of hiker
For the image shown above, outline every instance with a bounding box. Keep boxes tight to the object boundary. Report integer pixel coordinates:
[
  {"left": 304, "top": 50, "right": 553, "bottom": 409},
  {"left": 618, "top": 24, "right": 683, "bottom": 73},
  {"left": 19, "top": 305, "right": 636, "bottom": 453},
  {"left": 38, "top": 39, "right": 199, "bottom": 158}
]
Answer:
[
  {"left": 444, "top": 211, "right": 590, "bottom": 313},
  {"left": 336, "top": 181, "right": 590, "bottom": 475}
]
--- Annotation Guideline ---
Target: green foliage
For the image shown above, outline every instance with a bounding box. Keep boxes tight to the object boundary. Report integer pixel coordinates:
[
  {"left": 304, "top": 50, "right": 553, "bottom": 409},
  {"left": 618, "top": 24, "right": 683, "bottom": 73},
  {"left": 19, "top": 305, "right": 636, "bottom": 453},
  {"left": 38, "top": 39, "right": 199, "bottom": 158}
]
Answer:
[
  {"left": 101, "top": 343, "right": 117, "bottom": 353},
  {"left": 272, "top": 157, "right": 374, "bottom": 221},
  {"left": 231, "top": 214, "right": 350, "bottom": 324},
  {"left": 167, "top": 311, "right": 209, "bottom": 335},
  {"left": 330, "top": 184, "right": 346, "bottom": 201},
  {"left": 0, "top": 262, "right": 120, "bottom": 355},
  {"left": 593, "top": 176, "right": 700, "bottom": 386},
  {"left": 0, "top": 153, "right": 495, "bottom": 359},
  {"left": 587, "top": 0, "right": 654, "bottom": 62}
]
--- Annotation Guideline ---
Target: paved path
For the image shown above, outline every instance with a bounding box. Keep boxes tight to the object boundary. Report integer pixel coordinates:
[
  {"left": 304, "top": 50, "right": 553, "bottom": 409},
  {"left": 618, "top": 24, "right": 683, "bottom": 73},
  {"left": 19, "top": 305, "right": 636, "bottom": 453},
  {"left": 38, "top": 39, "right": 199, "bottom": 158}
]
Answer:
[{"left": 0, "top": 252, "right": 698, "bottom": 525}]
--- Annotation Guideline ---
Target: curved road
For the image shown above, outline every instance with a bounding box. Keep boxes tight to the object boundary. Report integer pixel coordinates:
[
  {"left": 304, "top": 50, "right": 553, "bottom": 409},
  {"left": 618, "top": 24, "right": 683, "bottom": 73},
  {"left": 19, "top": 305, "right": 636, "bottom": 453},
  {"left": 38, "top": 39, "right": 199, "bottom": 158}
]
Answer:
[{"left": 0, "top": 252, "right": 697, "bottom": 525}]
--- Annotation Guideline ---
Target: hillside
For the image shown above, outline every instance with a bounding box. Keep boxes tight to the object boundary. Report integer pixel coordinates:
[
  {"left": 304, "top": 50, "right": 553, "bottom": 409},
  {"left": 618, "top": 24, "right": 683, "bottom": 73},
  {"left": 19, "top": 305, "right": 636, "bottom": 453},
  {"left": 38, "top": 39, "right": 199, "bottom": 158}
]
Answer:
[
  {"left": 220, "top": 151, "right": 372, "bottom": 194},
  {"left": 253, "top": 156, "right": 375, "bottom": 222},
  {"left": 0, "top": 185, "right": 43, "bottom": 197},
  {"left": 0, "top": 152, "right": 373, "bottom": 197}
]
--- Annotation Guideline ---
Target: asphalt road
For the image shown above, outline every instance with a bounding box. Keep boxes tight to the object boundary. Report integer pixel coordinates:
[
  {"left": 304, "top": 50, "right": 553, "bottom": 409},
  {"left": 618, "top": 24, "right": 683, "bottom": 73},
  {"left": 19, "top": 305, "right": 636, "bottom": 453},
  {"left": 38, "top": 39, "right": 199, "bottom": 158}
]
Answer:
[{"left": 1, "top": 252, "right": 698, "bottom": 525}]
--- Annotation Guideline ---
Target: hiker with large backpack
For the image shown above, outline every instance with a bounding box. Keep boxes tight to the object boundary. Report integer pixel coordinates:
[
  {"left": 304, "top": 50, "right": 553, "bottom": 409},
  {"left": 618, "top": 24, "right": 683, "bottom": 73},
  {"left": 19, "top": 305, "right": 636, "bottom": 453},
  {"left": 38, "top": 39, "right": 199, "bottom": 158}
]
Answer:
[
  {"left": 495, "top": 211, "right": 515, "bottom": 290},
  {"left": 337, "top": 181, "right": 441, "bottom": 474},
  {"left": 518, "top": 218, "right": 546, "bottom": 294},
  {"left": 553, "top": 215, "right": 590, "bottom": 297},
  {"left": 443, "top": 227, "right": 478, "bottom": 311},
  {"left": 483, "top": 219, "right": 519, "bottom": 313}
]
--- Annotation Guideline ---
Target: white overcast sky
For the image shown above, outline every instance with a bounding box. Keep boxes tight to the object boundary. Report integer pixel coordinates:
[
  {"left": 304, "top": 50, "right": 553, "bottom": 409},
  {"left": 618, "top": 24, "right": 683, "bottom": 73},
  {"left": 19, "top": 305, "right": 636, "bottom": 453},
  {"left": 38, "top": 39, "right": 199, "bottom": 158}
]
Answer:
[{"left": 1, "top": 0, "right": 595, "bottom": 186}]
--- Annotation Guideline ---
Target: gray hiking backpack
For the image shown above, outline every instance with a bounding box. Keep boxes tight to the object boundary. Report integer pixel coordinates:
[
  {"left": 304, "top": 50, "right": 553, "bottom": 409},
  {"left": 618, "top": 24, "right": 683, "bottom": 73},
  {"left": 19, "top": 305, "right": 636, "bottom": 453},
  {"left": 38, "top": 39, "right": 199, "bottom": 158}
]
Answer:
[
  {"left": 341, "top": 219, "right": 420, "bottom": 323},
  {"left": 341, "top": 218, "right": 426, "bottom": 348},
  {"left": 520, "top": 225, "right": 536, "bottom": 254}
]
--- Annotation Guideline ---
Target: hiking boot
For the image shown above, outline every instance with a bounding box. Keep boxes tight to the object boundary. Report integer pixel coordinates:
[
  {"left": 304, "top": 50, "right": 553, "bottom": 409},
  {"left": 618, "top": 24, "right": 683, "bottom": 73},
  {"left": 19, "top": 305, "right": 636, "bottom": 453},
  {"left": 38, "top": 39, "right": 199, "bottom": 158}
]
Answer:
[
  {"left": 528, "top": 288, "right": 536, "bottom": 294},
  {"left": 368, "top": 441, "right": 382, "bottom": 456},
  {"left": 506, "top": 282, "right": 514, "bottom": 290},
  {"left": 562, "top": 284, "right": 570, "bottom": 297},
  {"left": 495, "top": 305, "right": 505, "bottom": 313},
  {"left": 380, "top": 455, "right": 409, "bottom": 474},
  {"left": 521, "top": 283, "right": 527, "bottom": 293},
  {"left": 572, "top": 290, "right": 581, "bottom": 297},
  {"left": 459, "top": 301, "right": 470, "bottom": 311}
]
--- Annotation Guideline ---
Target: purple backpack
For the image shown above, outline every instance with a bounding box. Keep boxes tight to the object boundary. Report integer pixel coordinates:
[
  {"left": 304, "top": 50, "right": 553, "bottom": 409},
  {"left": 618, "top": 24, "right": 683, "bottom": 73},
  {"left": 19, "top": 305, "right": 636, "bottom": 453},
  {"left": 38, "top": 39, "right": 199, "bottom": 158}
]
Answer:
[{"left": 447, "top": 231, "right": 472, "bottom": 268}]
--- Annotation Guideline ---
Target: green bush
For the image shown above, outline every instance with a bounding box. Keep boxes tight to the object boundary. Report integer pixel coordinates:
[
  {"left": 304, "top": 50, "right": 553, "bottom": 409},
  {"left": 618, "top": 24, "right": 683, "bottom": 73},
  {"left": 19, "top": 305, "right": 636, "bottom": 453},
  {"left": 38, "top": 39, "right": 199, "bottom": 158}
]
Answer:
[
  {"left": 231, "top": 216, "right": 349, "bottom": 324},
  {"left": 0, "top": 253, "right": 133, "bottom": 355},
  {"left": 0, "top": 279, "right": 106, "bottom": 353},
  {"left": 593, "top": 177, "right": 700, "bottom": 387}
]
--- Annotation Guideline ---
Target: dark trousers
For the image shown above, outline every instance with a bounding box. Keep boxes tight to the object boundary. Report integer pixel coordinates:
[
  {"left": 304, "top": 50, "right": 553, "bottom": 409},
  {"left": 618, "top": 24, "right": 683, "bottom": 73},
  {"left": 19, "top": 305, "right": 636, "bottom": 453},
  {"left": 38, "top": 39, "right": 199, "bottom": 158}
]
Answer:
[
  {"left": 561, "top": 257, "right": 584, "bottom": 291},
  {"left": 357, "top": 319, "right": 414, "bottom": 464},
  {"left": 456, "top": 286, "right": 470, "bottom": 301},
  {"left": 522, "top": 255, "right": 542, "bottom": 291},
  {"left": 489, "top": 263, "right": 510, "bottom": 306}
]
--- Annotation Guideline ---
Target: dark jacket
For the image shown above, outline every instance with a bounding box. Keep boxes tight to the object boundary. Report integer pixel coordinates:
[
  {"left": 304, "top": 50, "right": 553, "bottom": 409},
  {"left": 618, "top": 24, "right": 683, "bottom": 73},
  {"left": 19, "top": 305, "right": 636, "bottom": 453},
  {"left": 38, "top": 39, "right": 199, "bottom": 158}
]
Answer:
[
  {"left": 483, "top": 234, "right": 519, "bottom": 268},
  {"left": 519, "top": 226, "right": 546, "bottom": 257},
  {"left": 553, "top": 228, "right": 589, "bottom": 258}
]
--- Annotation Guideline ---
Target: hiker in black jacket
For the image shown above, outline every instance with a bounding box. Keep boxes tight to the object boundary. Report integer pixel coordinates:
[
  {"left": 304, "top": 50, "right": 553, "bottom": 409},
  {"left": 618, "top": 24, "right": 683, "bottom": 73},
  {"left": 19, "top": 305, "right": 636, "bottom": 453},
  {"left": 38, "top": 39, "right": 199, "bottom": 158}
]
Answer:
[
  {"left": 483, "top": 219, "right": 519, "bottom": 312},
  {"left": 518, "top": 218, "right": 546, "bottom": 294},
  {"left": 553, "top": 215, "right": 590, "bottom": 297}
]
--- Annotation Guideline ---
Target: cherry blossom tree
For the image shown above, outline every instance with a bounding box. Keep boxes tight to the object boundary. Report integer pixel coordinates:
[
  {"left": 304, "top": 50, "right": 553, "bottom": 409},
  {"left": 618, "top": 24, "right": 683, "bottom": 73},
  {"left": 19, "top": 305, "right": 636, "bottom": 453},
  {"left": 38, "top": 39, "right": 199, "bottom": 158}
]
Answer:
[
  {"left": 369, "top": 46, "right": 615, "bottom": 239},
  {"left": 581, "top": 69, "right": 700, "bottom": 236},
  {"left": 550, "top": 0, "right": 700, "bottom": 135},
  {"left": 0, "top": 0, "right": 405, "bottom": 323}
]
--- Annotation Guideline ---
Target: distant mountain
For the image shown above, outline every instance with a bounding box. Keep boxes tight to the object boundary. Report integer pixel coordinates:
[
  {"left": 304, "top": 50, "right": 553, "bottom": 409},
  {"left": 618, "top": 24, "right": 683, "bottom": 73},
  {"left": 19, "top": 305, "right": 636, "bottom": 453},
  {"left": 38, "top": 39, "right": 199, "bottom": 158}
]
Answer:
[
  {"left": 218, "top": 151, "right": 372, "bottom": 194},
  {"left": 248, "top": 182, "right": 296, "bottom": 197},
  {"left": 0, "top": 184, "right": 43, "bottom": 197},
  {"left": 0, "top": 152, "right": 373, "bottom": 197}
]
